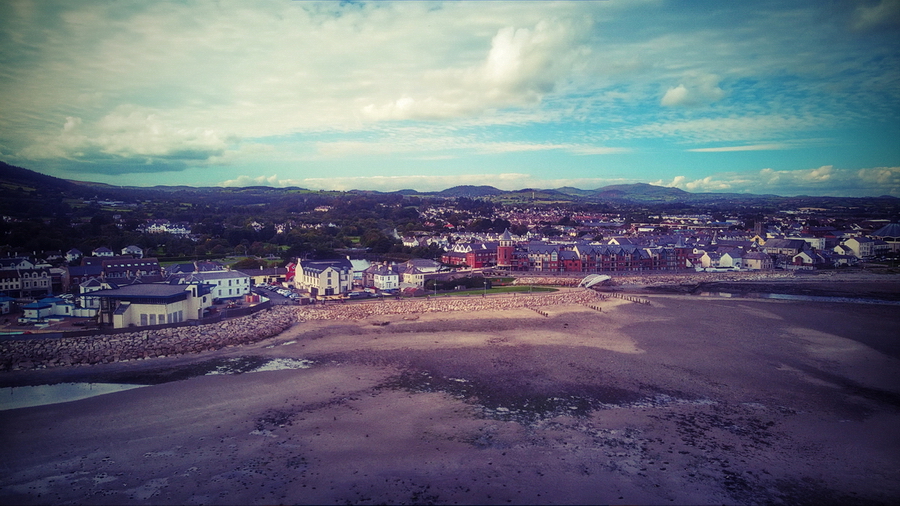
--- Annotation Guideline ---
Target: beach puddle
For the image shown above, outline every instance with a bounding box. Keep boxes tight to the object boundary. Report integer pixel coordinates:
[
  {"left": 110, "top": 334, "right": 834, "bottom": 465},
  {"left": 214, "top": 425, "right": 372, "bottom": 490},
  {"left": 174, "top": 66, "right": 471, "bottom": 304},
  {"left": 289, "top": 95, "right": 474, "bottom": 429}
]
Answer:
[
  {"left": 0, "top": 382, "right": 149, "bottom": 411},
  {"left": 1, "top": 356, "right": 314, "bottom": 410},
  {"left": 381, "top": 370, "right": 641, "bottom": 424},
  {"left": 204, "top": 357, "right": 313, "bottom": 375},
  {"left": 94, "top": 355, "right": 316, "bottom": 385}
]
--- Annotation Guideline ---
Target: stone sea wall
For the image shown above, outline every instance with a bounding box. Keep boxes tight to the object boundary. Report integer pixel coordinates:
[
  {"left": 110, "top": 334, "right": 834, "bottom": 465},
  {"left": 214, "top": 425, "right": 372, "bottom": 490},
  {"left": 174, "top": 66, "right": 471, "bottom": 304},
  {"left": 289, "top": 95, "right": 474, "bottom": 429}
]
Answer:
[{"left": 0, "top": 306, "right": 298, "bottom": 372}]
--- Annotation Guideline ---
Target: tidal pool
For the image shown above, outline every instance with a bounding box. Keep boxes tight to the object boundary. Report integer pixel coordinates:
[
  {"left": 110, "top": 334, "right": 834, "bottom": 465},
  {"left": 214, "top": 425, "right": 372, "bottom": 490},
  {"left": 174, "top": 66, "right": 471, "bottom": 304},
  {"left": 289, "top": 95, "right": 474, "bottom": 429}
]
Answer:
[
  {"left": 0, "top": 382, "right": 149, "bottom": 411},
  {"left": 1, "top": 357, "right": 314, "bottom": 411}
]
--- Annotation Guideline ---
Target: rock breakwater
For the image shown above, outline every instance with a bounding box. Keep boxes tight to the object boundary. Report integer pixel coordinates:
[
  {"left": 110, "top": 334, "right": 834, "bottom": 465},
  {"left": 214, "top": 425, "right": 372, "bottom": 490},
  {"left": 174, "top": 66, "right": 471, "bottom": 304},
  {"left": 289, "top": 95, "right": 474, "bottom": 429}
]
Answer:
[
  {"left": 0, "top": 307, "right": 298, "bottom": 372},
  {"left": 1, "top": 291, "right": 605, "bottom": 372}
]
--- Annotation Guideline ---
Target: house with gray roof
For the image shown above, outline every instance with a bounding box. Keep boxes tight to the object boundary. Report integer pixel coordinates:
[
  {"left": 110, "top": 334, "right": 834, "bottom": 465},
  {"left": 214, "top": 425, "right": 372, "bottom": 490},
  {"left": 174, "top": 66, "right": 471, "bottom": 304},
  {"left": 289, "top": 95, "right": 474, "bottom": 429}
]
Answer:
[{"left": 295, "top": 259, "right": 352, "bottom": 297}]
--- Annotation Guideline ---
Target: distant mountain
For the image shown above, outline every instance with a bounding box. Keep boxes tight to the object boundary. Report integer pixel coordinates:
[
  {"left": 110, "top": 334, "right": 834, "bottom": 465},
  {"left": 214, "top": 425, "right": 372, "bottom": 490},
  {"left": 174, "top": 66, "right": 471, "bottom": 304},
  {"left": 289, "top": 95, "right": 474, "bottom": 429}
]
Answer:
[
  {"left": 435, "top": 185, "right": 504, "bottom": 198},
  {"left": 0, "top": 161, "right": 77, "bottom": 193},
  {"left": 391, "top": 189, "right": 421, "bottom": 196},
  {"left": 594, "top": 183, "right": 689, "bottom": 198},
  {"left": 554, "top": 186, "right": 598, "bottom": 197},
  {"left": 2, "top": 161, "right": 897, "bottom": 218}
]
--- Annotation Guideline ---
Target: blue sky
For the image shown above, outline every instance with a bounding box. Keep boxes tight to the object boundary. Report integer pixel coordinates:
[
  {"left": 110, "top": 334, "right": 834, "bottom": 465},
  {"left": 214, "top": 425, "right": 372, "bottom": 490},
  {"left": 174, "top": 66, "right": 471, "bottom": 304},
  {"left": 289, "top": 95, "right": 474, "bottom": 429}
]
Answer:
[{"left": 1, "top": 0, "right": 898, "bottom": 196}]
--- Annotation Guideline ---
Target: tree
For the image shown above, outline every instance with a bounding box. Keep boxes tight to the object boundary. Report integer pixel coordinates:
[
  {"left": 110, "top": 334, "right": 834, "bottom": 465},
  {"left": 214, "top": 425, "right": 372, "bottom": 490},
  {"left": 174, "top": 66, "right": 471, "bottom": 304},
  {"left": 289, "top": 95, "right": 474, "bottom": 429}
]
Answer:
[{"left": 232, "top": 257, "right": 268, "bottom": 270}]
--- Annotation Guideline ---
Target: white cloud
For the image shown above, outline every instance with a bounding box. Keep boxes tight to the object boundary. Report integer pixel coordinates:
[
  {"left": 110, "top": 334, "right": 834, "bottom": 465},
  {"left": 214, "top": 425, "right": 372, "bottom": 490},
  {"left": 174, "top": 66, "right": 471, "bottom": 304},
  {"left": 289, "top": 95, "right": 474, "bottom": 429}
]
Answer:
[
  {"left": 660, "top": 74, "right": 726, "bottom": 107},
  {"left": 664, "top": 166, "right": 900, "bottom": 196},
  {"left": 19, "top": 106, "right": 229, "bottom": 164},
  {"left": 312, "top": 139, "right": 628, "bottom": 158},
  {"left": 687, "top": 143, "right": 793, "bottom": 152},
  {"left": 0, "top": 1, "right": 896, "bottom": 188},
  {"left": 853, "top": 0, "right": 900, "bottom": 30},
  {"left": 361, "top": 17, "right": 593, "bottom": 121},
  {"left": 626, "top": 115, "right": 822, "bottom": 143}
]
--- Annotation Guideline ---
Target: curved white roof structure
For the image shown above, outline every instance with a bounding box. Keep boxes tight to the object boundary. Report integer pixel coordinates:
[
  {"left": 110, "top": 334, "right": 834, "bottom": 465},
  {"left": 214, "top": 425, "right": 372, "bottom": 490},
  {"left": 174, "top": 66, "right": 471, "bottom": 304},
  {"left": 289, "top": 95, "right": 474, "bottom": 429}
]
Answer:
[{"left": 579, "top": 274, "right": 611, "bottom": 288}]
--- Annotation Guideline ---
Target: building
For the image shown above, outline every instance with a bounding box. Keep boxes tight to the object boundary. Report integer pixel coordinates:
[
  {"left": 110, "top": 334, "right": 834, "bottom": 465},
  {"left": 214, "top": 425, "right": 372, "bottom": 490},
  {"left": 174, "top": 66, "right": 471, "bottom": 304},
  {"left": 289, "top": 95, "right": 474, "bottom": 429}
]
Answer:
[
  {"left": 17, "top": 296, "right": 95, "bottom": 323},
  {"left": 294, "top": 259, "right": 353, "bottom": 297},
  {"left": 65, "top": 248, "right": 83, "bottom": 264},
  {"left": 496, "top": 229, "right": 514, "bottom": 268},
  {"left": 400, "top": 266, "right": 425, "bottom": 288},
  {"left": 101, "top": 257, "right": 162, "bottom": 282},
  {"left": 92, "top": 246, "right": 115, "bottom": 257},
  {"left": 367, "top": 263, "right": 400, "bottom": 291},
  {"left": 743, "top": 252, "right": 774, "bottom": 270},
  {"left": 78, "top": 278, "right": 105, "bottom": 310},
  {"left": 718, "top": 250, "right": 744, "bottom": 270},
  {"left": 66, "top": 264, "right": 103, "bottom": 292},
  {"left": 0, "top": 295, "right": 16, "bottom": 314},
  {"left": 0, "top": 268, "right": 52, "bottom": 298},
  {"left": 140, "top": 219, "right": 192, "bottom": 236},
  {"left": 840, "top": 237, "right": 875, "bottom": 259},
  {"left": 870, "top": 223, "right": 900, "bottom": 253},
  {"left": 348, "top": 259, "right": 372, "bottom": 287},
  {"left": 174, "top": 270, "right": 251, "bottom": 301},
  {"left": 761, "top": 238, "right": 808, "bottom": 257},
  {"left": 236, "top": 266, "right": 288, "bottom": 287},
  {"left": 0, "top": 257, "right": 35, "bottom": 271},
  {"left": 88, "top": 282, "right": 213, "bottom": 329},
  {"left": 121, "top": 245, "right": 144, "bottom": 258}
]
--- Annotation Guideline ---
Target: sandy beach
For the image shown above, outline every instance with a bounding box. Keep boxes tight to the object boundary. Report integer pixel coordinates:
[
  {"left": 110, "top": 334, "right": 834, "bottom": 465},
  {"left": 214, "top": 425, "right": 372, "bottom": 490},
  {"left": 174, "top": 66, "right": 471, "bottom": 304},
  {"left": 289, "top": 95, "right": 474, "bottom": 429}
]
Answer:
[{"left": 1, "top": 279, "right": 900, "bottom": 504}]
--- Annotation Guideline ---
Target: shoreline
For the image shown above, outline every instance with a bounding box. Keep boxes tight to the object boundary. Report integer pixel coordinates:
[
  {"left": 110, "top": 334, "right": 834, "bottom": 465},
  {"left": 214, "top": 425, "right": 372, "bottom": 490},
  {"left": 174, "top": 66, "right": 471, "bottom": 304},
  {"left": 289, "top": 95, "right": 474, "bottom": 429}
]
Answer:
[
  {"left": 2, "top": 271, "right": 898, "bottom": 375},
  {"left": 1, "top": 292, "right": 898, "bottom": 504}
]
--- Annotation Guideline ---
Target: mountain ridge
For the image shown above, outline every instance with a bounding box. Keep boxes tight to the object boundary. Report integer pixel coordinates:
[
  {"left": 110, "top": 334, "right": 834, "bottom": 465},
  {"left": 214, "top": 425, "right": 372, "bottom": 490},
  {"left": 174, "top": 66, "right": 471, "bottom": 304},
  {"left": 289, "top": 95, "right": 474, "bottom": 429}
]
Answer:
[{"left": 2, "top": 161, "right": 896, "bottom": 206}]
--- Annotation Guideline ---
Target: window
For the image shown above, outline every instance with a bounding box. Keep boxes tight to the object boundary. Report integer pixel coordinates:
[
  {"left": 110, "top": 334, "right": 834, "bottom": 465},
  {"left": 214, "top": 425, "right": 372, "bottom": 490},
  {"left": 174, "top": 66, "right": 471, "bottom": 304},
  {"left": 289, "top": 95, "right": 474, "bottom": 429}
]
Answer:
[
  {"left": 141, "top": 314, "right": 148, "bottom": 326},
  {"left": 149, "top": 314, "right": 156, "bottom": 325}
]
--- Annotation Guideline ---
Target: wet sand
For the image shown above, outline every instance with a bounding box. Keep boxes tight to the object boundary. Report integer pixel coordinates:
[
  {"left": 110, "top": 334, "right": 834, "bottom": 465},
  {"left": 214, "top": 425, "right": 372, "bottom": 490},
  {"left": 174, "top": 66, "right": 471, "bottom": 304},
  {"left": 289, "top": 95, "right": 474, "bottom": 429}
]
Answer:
[{"left": 1, "top": 290, "right": 899, "bottom": 504}]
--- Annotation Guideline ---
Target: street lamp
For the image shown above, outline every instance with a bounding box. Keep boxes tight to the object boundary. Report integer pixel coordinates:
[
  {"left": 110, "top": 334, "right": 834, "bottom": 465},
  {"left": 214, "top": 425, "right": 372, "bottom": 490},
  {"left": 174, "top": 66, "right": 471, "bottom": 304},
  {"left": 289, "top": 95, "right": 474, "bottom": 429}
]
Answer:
[{"left": 483, "top": 280, "right": 488, "bottom": 297}]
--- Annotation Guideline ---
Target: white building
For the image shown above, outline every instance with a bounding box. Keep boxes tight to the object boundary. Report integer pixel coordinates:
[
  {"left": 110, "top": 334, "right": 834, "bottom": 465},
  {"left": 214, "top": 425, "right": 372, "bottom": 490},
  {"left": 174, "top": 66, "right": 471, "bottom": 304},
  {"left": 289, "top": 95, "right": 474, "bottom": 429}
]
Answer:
[
  {"left": 18, "top": 296, "right": 95, "bottom": 323},
  {"left": 349, "top": 259, "right": 371, "bottom": 287},
  {"left": 78, "top": 278, "right": 105, "bottom": 310},
  {"left": 89, "top": 283, "right": 213, "bottom": 329},
  {"left": 121, "top": 245, "right": 144, "bottom": 258},
  {"left": 176, "top": 270, "right": 251, "bottom": 300},
  {"left": 92, "top": 247, "right": 115, "bottom": 257},
  {"left": 295, "top": 259, "right": 353, "bottom": 297},
  {"left": 371, "top": 264, "right": 400, "bottom": 291},
  {"left": 840, "top": 237, "right": 875, "bottom": 259},
  {"left": 718, "top": 250, "right": 744, "bottom": 270}
]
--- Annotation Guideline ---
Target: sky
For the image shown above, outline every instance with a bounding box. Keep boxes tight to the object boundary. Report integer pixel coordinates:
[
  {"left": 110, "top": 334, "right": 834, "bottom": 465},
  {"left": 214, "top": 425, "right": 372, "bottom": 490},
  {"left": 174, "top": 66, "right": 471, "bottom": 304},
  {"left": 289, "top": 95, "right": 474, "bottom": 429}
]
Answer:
[{"left": 1, "top": 0, "right": 899, "bottom": 197}]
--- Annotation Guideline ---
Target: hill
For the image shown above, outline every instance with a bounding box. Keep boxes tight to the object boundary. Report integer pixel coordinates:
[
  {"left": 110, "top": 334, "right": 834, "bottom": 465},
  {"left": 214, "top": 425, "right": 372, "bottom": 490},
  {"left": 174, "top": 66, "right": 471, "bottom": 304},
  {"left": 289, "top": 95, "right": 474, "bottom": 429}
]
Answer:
[
  {"left": 2, "top": 162, "right": 898, "bottom": 217},
  {"left": 435, "top": 185, "right": 504, "bottom": 198}
]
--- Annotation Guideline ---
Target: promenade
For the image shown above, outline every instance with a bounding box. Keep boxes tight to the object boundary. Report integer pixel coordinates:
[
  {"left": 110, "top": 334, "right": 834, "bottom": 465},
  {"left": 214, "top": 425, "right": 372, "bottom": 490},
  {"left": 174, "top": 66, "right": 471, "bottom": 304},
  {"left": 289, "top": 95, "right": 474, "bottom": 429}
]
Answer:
[{"left": 512, "top": 270, "right": 797, "bottom": 287}]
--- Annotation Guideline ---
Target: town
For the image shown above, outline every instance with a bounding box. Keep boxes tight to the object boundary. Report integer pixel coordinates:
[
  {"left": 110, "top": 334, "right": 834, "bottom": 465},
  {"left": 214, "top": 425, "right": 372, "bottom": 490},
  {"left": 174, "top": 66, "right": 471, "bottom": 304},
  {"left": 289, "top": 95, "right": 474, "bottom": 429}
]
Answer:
[{"left": 1, "top": 163, "right": 898, "bottom": 333}]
